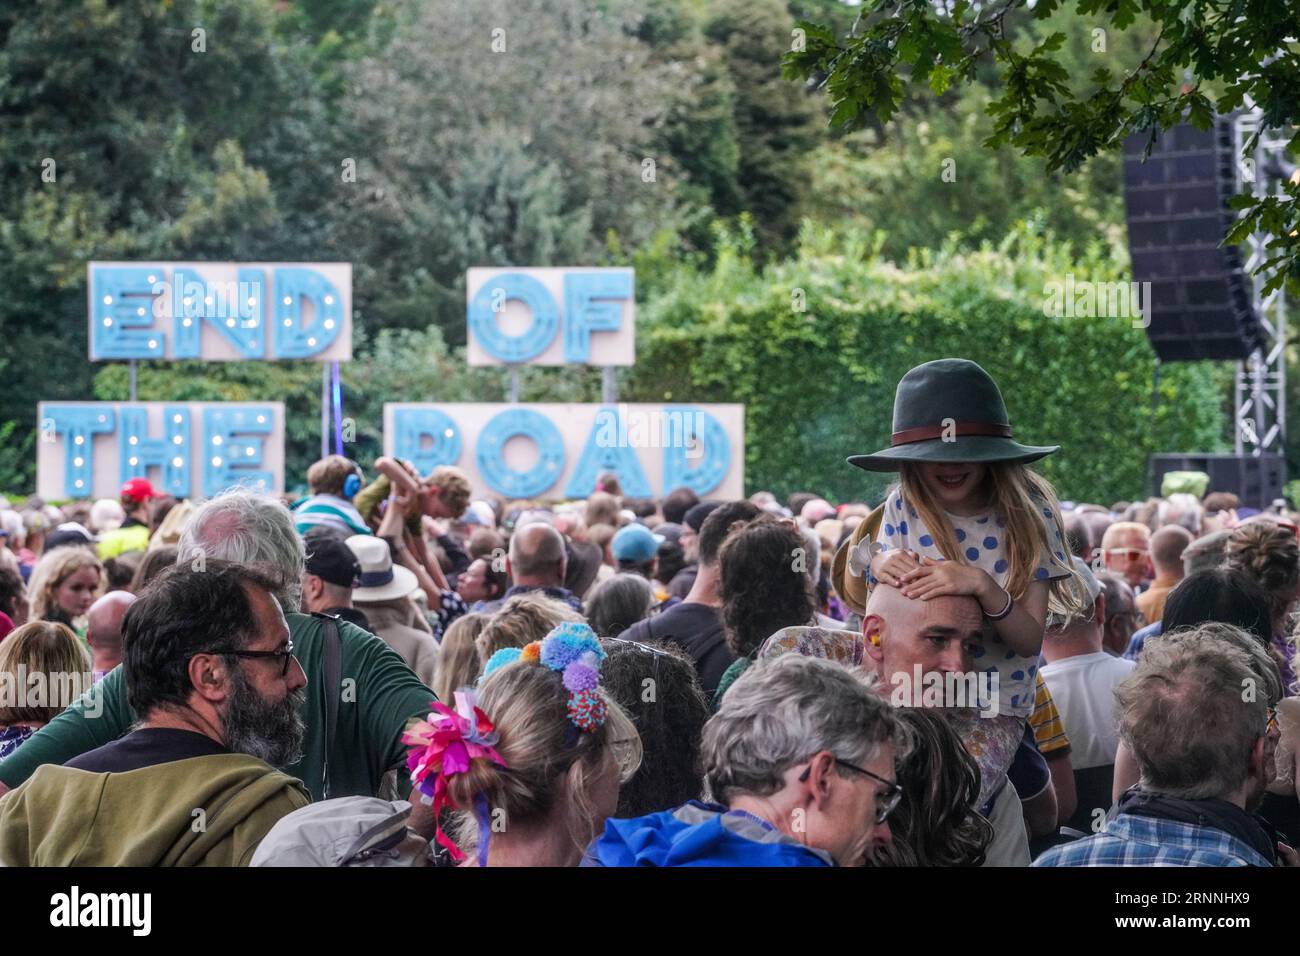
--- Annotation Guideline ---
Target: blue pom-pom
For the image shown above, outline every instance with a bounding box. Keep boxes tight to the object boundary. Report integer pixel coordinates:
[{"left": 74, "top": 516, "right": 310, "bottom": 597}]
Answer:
[
  {"left": 541, "top": 622, "right": 605, "bottom": 672},
  {"left": 483, "top": 647, "right": 523, "bottom": 679}
]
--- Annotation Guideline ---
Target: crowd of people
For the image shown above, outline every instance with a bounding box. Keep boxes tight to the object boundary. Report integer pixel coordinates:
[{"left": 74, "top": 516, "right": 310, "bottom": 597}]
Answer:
[{"left": 0, "top": 358, "right": 1296, "bottom": 867}]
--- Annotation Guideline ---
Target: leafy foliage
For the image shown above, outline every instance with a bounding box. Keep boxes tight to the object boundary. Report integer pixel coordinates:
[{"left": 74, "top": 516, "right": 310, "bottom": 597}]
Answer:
[
  {"left": 626, "top": 220, "right": 1226, "bottom": 504},
  {"left": 784, "top": 0, "right": 1300, "bottom": 293}
]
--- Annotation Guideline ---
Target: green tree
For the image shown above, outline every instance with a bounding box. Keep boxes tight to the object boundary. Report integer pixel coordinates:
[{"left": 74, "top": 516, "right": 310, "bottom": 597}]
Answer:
[
  {"left": 340, "top": 0, "right": 687, "bottom": 346},
  {"left": 0, "top": 0, "right": 339, "bottom": 491},
  {"left": 784, "top": 0, "right": 1300, "bottom": 294},
  {"left": 704, "top": 0, "right": 822, "bottom": 253}
]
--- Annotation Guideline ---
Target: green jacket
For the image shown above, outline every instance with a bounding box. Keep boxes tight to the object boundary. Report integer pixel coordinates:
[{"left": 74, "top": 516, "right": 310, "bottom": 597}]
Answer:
[
  {"left": 0, "top": 755, "right": 309, "bottom": 866},
  {"left": 0, "top": 614, "right": 437, "bottom": 802}
]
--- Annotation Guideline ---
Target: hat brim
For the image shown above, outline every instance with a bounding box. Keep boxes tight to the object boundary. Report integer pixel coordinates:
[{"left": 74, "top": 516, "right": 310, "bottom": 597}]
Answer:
[
  {"left": 352, "top": 563, "right": 420, "bottom": 603},
  {"left": 831, "top": 535, "right": 868, "bottom": 617},
  {"left": 847, "top": 436, "right": 1059, "bottom": 472}
]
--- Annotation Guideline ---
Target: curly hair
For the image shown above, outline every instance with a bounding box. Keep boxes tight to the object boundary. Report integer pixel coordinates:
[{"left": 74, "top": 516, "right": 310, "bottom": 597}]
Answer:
[
  {"left": 1224, "top": 520, "right": 1300, "bottom": 630},
  {"left": 717, "top": 518, "right": 814, "bottom": 659},
  {"left": 868, "top": 709, "right": 992, "bottom": 867},
  {"left": 601, "top": 638, "right": 710, "bottom": 817}
]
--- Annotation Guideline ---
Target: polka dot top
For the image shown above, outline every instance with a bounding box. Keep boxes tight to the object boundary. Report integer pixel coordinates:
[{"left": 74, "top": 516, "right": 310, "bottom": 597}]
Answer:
[{"left": 871, "top": 487, "right": 1071, "bottom": 718}]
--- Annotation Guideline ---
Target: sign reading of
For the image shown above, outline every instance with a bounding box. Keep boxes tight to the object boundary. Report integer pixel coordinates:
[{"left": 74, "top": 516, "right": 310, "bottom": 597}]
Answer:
[
  {"left": 466, "top": 267, "right": 634, "bottom": 366},
  {"left": 37, "top": 402, "right": 285, "bottom": 501},
  {"left": 385, "top": 403, "right": 742, "bottom": 500},
  {"left": 88, "top": 262, "right": 352, "bottom": 362}
]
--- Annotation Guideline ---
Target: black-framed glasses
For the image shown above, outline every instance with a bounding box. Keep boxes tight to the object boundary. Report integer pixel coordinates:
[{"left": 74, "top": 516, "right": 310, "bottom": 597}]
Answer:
[
  {"left": 210, "top": 639, "right": 296, "bottom": 677},
  {"left": 800, "top": 758, "right": 904, "bottom": 824}
]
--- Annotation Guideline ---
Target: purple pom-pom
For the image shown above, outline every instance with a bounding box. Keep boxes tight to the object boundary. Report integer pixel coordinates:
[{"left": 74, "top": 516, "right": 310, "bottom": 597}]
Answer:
[{"left": 563, "top": 662, "right": 599, "bottom": 693}]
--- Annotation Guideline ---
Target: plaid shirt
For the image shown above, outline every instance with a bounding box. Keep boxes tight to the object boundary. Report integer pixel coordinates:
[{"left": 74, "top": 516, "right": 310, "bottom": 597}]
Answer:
[{"left": 1033, "top": 812, "right": 1273, "bottom": 867}]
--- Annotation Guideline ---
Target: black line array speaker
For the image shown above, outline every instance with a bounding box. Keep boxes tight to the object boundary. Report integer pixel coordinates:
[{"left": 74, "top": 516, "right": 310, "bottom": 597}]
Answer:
[
  {"left": 1149, "top": 453, "right": 1285, "bottom": 509},
  {"left": 1124, "top": 118, "right": 1263, "bottom": 362}
]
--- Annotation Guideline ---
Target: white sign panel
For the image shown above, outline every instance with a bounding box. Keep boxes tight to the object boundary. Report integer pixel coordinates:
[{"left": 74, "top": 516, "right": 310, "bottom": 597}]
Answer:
[
  {"left": 384, "top": 403, "right": 742, "bottom": 500},
  {"left": 38, "top": 402, "right": 286, "bottom": 501},
  {"left": 465, "top": 267, "right": 635, "bottom": 366}
]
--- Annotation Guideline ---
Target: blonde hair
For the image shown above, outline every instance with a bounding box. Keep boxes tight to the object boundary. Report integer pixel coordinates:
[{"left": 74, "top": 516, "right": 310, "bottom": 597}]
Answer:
[
  {"left": 425, "top": 466, "right": 472, "bottom": 519},
  {"left": 149, "top": 500, "right": 194, "bottom": 548},
  {"left": 0, "top": 621, "right": 92, "bottom": 725},
  {"left": 1100, "top": 521, "right": 1152, "bottom": 550},
  {"left": 476, "top": 592, "right": 582, "bottom": 669},
  {"left": 28, "top": 547, "right": 103, "bottom": 623},
  {"left": 1224, "top": 520, "right": 1300, "bottom": 631},
  {"left": 898, "top": 460, "right": 1084, "bottom": 616},
  {"left": 307, "top": 455, "right": 359, "bottom": 497},
  {"left": 434, "top": 613, "right": 490, "bottom": 703},
  {"left": 446, "top": 660, "right": 640, "bottom": 858}
]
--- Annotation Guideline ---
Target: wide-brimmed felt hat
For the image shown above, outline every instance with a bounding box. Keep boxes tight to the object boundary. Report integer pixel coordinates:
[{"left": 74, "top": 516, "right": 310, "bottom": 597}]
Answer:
[
  {"left": 847, "top": 359, "right": 1058, "bottom": 472},
  {"left": 346, "top": 534, "right": 419, "bottom": 603}
]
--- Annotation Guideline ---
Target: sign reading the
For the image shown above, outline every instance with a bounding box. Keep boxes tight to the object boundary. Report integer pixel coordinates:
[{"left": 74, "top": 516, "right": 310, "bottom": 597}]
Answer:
[
  {"left": 37, "top": 402, "right": 286, "bottom": 500},
  {"left": 466, "top": 267, "right": 634, "bottom": 366},
  {"left": 88, "top": 262, "right": 352, "bottom": 362},
  {"left": 385, "top": 403, "right": 742, "bottom": 499}
]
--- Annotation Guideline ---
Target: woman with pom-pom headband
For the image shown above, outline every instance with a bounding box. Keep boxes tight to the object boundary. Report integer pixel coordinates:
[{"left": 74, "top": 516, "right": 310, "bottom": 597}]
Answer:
[{"left": 405, "top": 622, "right": 642, "bottom": 866}]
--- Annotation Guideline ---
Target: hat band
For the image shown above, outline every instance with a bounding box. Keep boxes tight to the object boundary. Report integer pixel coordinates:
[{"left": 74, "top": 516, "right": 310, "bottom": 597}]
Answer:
[
  {"left": 358, "top": 568, "right": 394, "bottom": 588},
  {"left": 890, "top": 421, "right": 1013, "bottom": 446}
]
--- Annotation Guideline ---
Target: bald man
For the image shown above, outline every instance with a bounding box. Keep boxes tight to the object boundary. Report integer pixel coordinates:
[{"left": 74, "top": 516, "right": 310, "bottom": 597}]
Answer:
[
  {"left": 861, "top": 584, "right": 984, "bottom": 695},
  {"left": 476, "top": 523, "right": 583, "bottom": 614},
  {"left": 86, "top": 590, "right": 136, "bottom": 682},
  {"left": 1135, "top": 525, "right": 1192, "bottom": 624},
  {"left": 861, "top": 584, "right": 1032, "bottom": 866}
]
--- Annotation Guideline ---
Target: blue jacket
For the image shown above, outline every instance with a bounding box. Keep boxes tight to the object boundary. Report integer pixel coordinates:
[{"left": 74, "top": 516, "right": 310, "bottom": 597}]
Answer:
[{"left": 584, "top": 802, "right": 834, "bottom": 867}]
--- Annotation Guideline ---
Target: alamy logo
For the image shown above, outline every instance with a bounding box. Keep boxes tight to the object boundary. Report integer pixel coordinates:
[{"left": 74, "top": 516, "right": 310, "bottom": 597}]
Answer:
[
  {"left": 1042, "top": 275, "right": 1151, "bottom": 328},
  {"left": 50, "top": 886, "right": 151, "bottom": 936},
  {"left": 888, "top": 665, "right": 1001, "bottom": 717}
]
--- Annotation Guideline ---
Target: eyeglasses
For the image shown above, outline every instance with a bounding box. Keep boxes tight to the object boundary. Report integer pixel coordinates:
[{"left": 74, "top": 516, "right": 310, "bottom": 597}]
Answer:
[
  {"left": 211, "top": 639, "right": 297, "bottom": 678},
  {"left": 800, "top": 758, "right": 903, "bottom": 824}
]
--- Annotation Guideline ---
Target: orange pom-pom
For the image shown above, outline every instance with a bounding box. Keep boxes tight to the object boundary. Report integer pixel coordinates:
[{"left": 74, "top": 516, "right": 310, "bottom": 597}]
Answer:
[{"left": 521, "top": 641, "right": 542, "bottom": 663}]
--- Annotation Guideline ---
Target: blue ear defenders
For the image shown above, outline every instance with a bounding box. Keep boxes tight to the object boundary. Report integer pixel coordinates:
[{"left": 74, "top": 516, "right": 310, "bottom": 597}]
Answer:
[{"left": 343, "top": 473, "right": 362, "bottom": 499}]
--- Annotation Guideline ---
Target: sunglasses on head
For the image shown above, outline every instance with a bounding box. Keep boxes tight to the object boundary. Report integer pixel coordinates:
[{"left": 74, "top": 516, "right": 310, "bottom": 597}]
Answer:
[{"left": 1104, "top": 548, "right": 1148, "bottom": 562}]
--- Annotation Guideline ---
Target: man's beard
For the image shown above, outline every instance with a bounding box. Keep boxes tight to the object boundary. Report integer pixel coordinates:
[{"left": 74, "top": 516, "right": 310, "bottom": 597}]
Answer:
[{"left": 223, "top": 666, "right": 306, "bottom": 769}]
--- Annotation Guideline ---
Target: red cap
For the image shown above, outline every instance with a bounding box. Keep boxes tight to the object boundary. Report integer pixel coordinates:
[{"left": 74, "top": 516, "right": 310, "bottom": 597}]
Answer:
[{"left": 120, "top": 477, "right": 159, "bottom": 503}]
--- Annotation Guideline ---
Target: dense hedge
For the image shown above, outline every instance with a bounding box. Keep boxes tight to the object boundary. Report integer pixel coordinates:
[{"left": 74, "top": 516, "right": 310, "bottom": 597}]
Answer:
[{"left": 626, "top": 221, "right": 1229, "bottom": 505}]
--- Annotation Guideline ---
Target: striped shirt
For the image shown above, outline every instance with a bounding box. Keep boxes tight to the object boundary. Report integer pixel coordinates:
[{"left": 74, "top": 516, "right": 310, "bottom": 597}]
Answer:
[
  {"left": 1028, "top": 672, "right": 1070, "bottom": 757},
  {"left": 293, "top": 494, "right": 371, "bottom": 537}
]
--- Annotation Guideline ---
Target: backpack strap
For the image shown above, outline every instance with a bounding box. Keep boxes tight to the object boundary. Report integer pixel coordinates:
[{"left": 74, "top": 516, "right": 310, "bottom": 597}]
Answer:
[
  {"left": 342, "top": 802, "right": 414, "bottom": 863},
  {"left": 314, "top": 612, "right": 343, "bottom": 800}
]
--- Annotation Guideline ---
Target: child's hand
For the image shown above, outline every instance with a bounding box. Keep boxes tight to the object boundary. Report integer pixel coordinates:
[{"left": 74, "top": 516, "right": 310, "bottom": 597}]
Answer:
[
  {"left": 899, "top": 556, "right": 994, "bottom": 602},
  {"left": 871, "top": 549, "right": 921, "bottom": 587}
]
